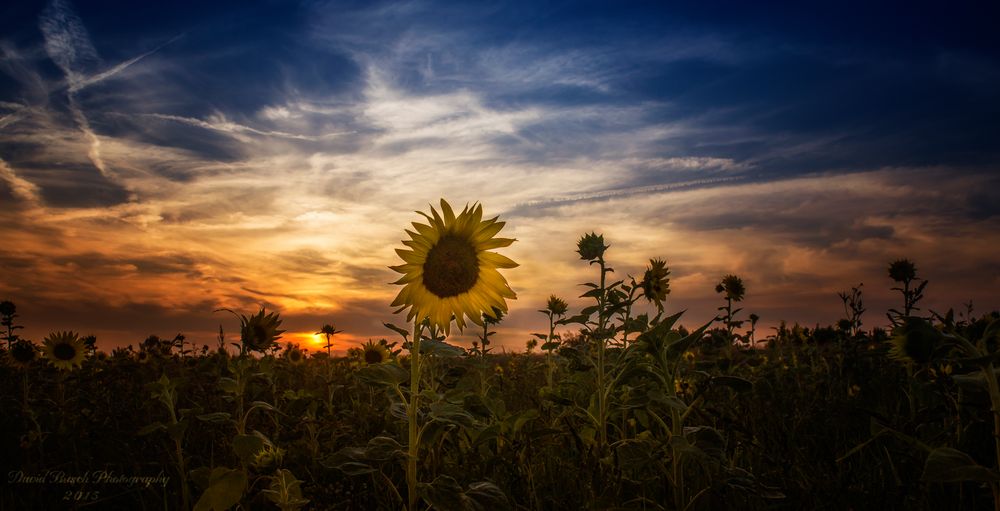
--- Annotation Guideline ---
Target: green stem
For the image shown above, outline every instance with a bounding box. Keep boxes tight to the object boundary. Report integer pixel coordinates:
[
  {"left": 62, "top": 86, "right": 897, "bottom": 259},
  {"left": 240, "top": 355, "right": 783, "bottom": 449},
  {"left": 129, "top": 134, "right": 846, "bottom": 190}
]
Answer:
[
  {"left": 407, "top": 320, "right": 422, "bottom": 511},
  {"left": 982, "top": 362, "right": 1000, "bottom": 511},
  {"left": 596, "top": 256, "right": 608, "bottom": 452}
]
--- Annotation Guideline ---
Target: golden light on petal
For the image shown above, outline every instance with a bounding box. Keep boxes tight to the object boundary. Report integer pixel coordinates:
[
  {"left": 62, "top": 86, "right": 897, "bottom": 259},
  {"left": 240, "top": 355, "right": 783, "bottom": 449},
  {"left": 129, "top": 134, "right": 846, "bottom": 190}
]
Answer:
[
  {"left": 390, "top": 199, "right": 517, "bottom": 334},
  {"left": 42, "top": 331, "right": 86, "bottom": 371}
]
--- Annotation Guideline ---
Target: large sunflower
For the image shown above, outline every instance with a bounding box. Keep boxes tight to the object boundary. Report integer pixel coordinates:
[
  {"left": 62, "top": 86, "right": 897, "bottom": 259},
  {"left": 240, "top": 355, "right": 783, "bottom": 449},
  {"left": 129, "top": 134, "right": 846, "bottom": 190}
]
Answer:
[
  {"left": 391, "top": 199, "right": 518, "bottom": 334},
  {"left": 42, "top": 331, "right": 86, "bottom": 371}
]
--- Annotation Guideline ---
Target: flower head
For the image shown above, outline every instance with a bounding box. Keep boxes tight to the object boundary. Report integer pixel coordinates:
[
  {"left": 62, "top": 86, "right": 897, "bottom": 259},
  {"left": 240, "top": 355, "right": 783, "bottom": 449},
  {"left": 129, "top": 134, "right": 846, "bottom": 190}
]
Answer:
[
  {"left": 239, "top": 308, "right": 285, "bottom": 353},
  {"left": 361, "top": 339, "right": 390, "bottom": 364},
  {"left": 284, "top": 344, "right": 306, "bottom": 365},
  {"left": 640, "top": 258, "right": 671, "bottom": 310},
  {"left": 390, "top": 199, "right": 517, "bottom": 334},
  {"left": 42, "top": 331, "right": 85, "bottom": 371},
  {"left": 544, "top": 295, "right": 569, "bottom": 316},
  {"left": 576, "top": 232, "right": 608, "bottom": 261},
  {"left": 888, "top": 317, "right": 941, "bottom": 364},
  {"left": 888, "top": 259, "right": 917, "bottom": 283},
  {"left": 483, "top": 306, "right": 505, "bottom": 326},
  {"left": 715, "top": 274, "right": 746, "bottom": 302},
  {"left": 8, "top": 340, "right": 38, "bottom": 368}
]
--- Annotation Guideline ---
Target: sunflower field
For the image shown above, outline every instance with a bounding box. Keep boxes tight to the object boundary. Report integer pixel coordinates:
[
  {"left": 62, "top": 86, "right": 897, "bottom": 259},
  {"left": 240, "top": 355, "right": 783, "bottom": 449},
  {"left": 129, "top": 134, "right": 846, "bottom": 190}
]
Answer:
[{"left": 2, "top": 201, "right": 1000, "bottom": 510}]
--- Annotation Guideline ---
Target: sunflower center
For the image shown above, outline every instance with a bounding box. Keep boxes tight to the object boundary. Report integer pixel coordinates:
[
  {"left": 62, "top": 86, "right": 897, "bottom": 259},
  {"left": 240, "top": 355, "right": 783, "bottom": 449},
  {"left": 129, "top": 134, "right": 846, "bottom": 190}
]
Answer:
[
  {"left": 54, "top": 342, "right": 77, "bottom": 361},
  {"left": 364, "top": 347, "right": 385, "bottom": 364},
  {"left": 422, "top": 235, "right": 479, "bottom": 298}
]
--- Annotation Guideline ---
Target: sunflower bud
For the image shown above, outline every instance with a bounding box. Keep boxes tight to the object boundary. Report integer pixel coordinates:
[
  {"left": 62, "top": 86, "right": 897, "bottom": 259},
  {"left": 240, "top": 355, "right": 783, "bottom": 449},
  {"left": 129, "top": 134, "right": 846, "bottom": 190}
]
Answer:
[
  {"left": 545, "top": 295, "right": 568, "bottom": 316},
  {"left": 576, "top": 232, "right": 608, "bottom": 261}
]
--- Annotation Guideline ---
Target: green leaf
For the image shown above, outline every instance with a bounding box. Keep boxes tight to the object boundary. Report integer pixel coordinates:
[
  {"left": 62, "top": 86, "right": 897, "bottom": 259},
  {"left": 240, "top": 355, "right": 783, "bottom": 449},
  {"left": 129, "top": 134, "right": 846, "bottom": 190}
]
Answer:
[
  {"left": 249, "top": 400, "right": 277, "bottom": 413},
  {"left": 356, "top": 362, "right": 410, "bottom": 386},
  {"left": 922, "top": 447, "right": 1000, "bottom": 483},
  {"left": 556, "top": 314, "right": 590, "bottom": 326},
  {"left": 383, "top": 322, "right": 411, "bottom": 339},
  {"left": 419, "top": 475, "right": 466, "bottom": 511},
  {"left": 429, "top": 400, "right": 476, "bottom": 428},
  {"left": 506, "top": 409, "right": 539, "bottom": 435},
  {"left": 192, "top": 467, "right": 247, "bottom": 511},
  {"left": 465, "top": 481, "right": 511, "bottom": 511},
  {"left": 218, "top": 377, "right": 239, "bottom": 394},
  {"left": 262, "top": 469, "right": 309, "bottom": 511},
  {"left": 331, "top": 461, "right": 377, "bottom": 476},
  {"left": 196, "top": 413, "right": 232, "bottom": 423},
  {"left": 420, "top": 339, "right": 466, "bottom": 357}
]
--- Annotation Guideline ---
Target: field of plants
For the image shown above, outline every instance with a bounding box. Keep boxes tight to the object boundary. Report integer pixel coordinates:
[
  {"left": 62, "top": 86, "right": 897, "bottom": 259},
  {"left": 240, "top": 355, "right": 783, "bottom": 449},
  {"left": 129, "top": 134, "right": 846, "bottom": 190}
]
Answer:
[{"left": 2, "top": 205, "right": 999, "bottom": 510}]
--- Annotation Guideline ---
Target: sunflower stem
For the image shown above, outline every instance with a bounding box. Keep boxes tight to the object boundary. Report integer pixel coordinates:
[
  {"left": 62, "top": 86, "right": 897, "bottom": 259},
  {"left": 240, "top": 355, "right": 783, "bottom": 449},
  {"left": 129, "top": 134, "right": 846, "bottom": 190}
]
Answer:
[
  {"left": 407, "top": 319, "right": 422, "bottom": 511},
  {"left": 596, "top": 255, "right": 608, "bottom": 452},
  {"left": 982, "top": 361, "right": 1000, "bottom": 511}
]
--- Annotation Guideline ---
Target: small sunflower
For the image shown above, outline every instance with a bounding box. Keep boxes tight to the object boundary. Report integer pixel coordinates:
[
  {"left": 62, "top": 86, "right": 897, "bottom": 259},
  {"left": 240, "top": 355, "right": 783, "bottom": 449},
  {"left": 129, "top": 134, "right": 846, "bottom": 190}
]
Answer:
[
  {"left": 217, "top": 307, "right": 285, "bottom": 354},
  {"left": 888, "top": 259, "right": 917, "bottom": 283},
  {"left": 42, "top": 331, "right": 85, "bottom": 371},
  {"left": 361, "top": 339, "right": 390, "bottom": 364},
  {"left": 544, "top": 295, "right": 568, "bottom": 316},
  {"left": 390, "top": 199, "right": 518, "bottom": 334},
  {"left": 888, "top": 317, "right": 941, "bottom": 364},
  {"left": 640, "top": 258, "right": 671, "bottom": 310},
  {"left": 715, "top": 274, "right": 746, "bottom": 302},
  {"left": 8, "top": 340, "right": 38, "bottom": 368},
  {"left": 136, "top": 350, "right": 151, "bottom": 364},
  {"left": 285, "top": 345, "right": 306, "bottom": 365}
]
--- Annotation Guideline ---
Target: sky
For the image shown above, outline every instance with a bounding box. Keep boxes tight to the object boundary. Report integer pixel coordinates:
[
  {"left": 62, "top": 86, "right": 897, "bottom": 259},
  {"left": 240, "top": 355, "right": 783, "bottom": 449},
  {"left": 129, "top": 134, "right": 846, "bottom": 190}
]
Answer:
[{"left": 1, "top": 0, "right": 999, "bottom": 353}]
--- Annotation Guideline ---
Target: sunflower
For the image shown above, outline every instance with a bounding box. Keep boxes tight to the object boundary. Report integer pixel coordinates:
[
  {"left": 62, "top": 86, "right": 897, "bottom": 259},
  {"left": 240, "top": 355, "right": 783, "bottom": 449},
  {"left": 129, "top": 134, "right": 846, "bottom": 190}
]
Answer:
[
  {"left": 361, "top": 339, "right": 390, "bottom": 364},
  {"left": 42, "top": 331, "right": 85, "bottom": 371},
  {"left": 888, "top": 317, "right": 941, "bottom": 364},
  {"left": 640, "top": 258, "right": 671, "bottom": 310},
  {"left": 390, "top": 199, "right": 518, "bottom": 334},
  {"left": 8, "top": 340, "right": 38, "bottom": 368},
  {"left": 285, "top": 345, "right": 306, "bottom": 365},
  {"left": 715, "top": 274, "right": 746, "bottom": 302},
  {"left": 136, "top": 350, "right": 151, "bottom": 364}
]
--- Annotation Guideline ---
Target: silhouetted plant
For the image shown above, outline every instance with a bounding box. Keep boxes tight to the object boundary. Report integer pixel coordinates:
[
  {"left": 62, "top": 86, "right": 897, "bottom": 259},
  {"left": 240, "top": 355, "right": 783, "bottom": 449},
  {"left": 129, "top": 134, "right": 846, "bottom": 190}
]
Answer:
[
  {"left": 887, "top": 259, "right": 927, "bottom": 325},
  {"left": 838, "top": 283, "right": 865, "bottom": 337},
  {"left": 716, "top": 274, "right": 746, "bottom": 344},
  {"left": 1, "top": 300, "right": 23, "bottom": 349},
  {"left": 317, "top": 323, "right": 342, "bottom": 358}
]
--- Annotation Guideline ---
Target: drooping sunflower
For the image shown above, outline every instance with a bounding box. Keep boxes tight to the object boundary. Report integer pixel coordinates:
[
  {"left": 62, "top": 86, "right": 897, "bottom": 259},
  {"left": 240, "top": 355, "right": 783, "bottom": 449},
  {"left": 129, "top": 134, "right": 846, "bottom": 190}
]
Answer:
[
  {"left": 640, "top": 258, "right": 671, "bottom": 310},
  {"left": 8, "top": 340, "right": 38, "bottom": 368},
  {"left": 390, "top": 199, "right": 518, "bottom": 334},
  {"left": 42, "top": 331, "right": 86, "bottom": 371}
]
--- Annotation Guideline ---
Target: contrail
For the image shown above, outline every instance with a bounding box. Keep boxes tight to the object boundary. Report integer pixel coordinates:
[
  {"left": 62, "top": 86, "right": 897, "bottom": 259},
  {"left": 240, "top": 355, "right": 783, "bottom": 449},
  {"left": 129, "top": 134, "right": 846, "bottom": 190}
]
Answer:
[
  {"left": 68, "top": 34, "right": 182, "bottom": 93},
  {"left": 512, "top": 175, "right": 744, "bottom": 213},
  {"left": 144, "top": 113, "right": 352, "bottom": 141},
  {"left": 38, "top": 0, "right": 179, "bottom": 180}
]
